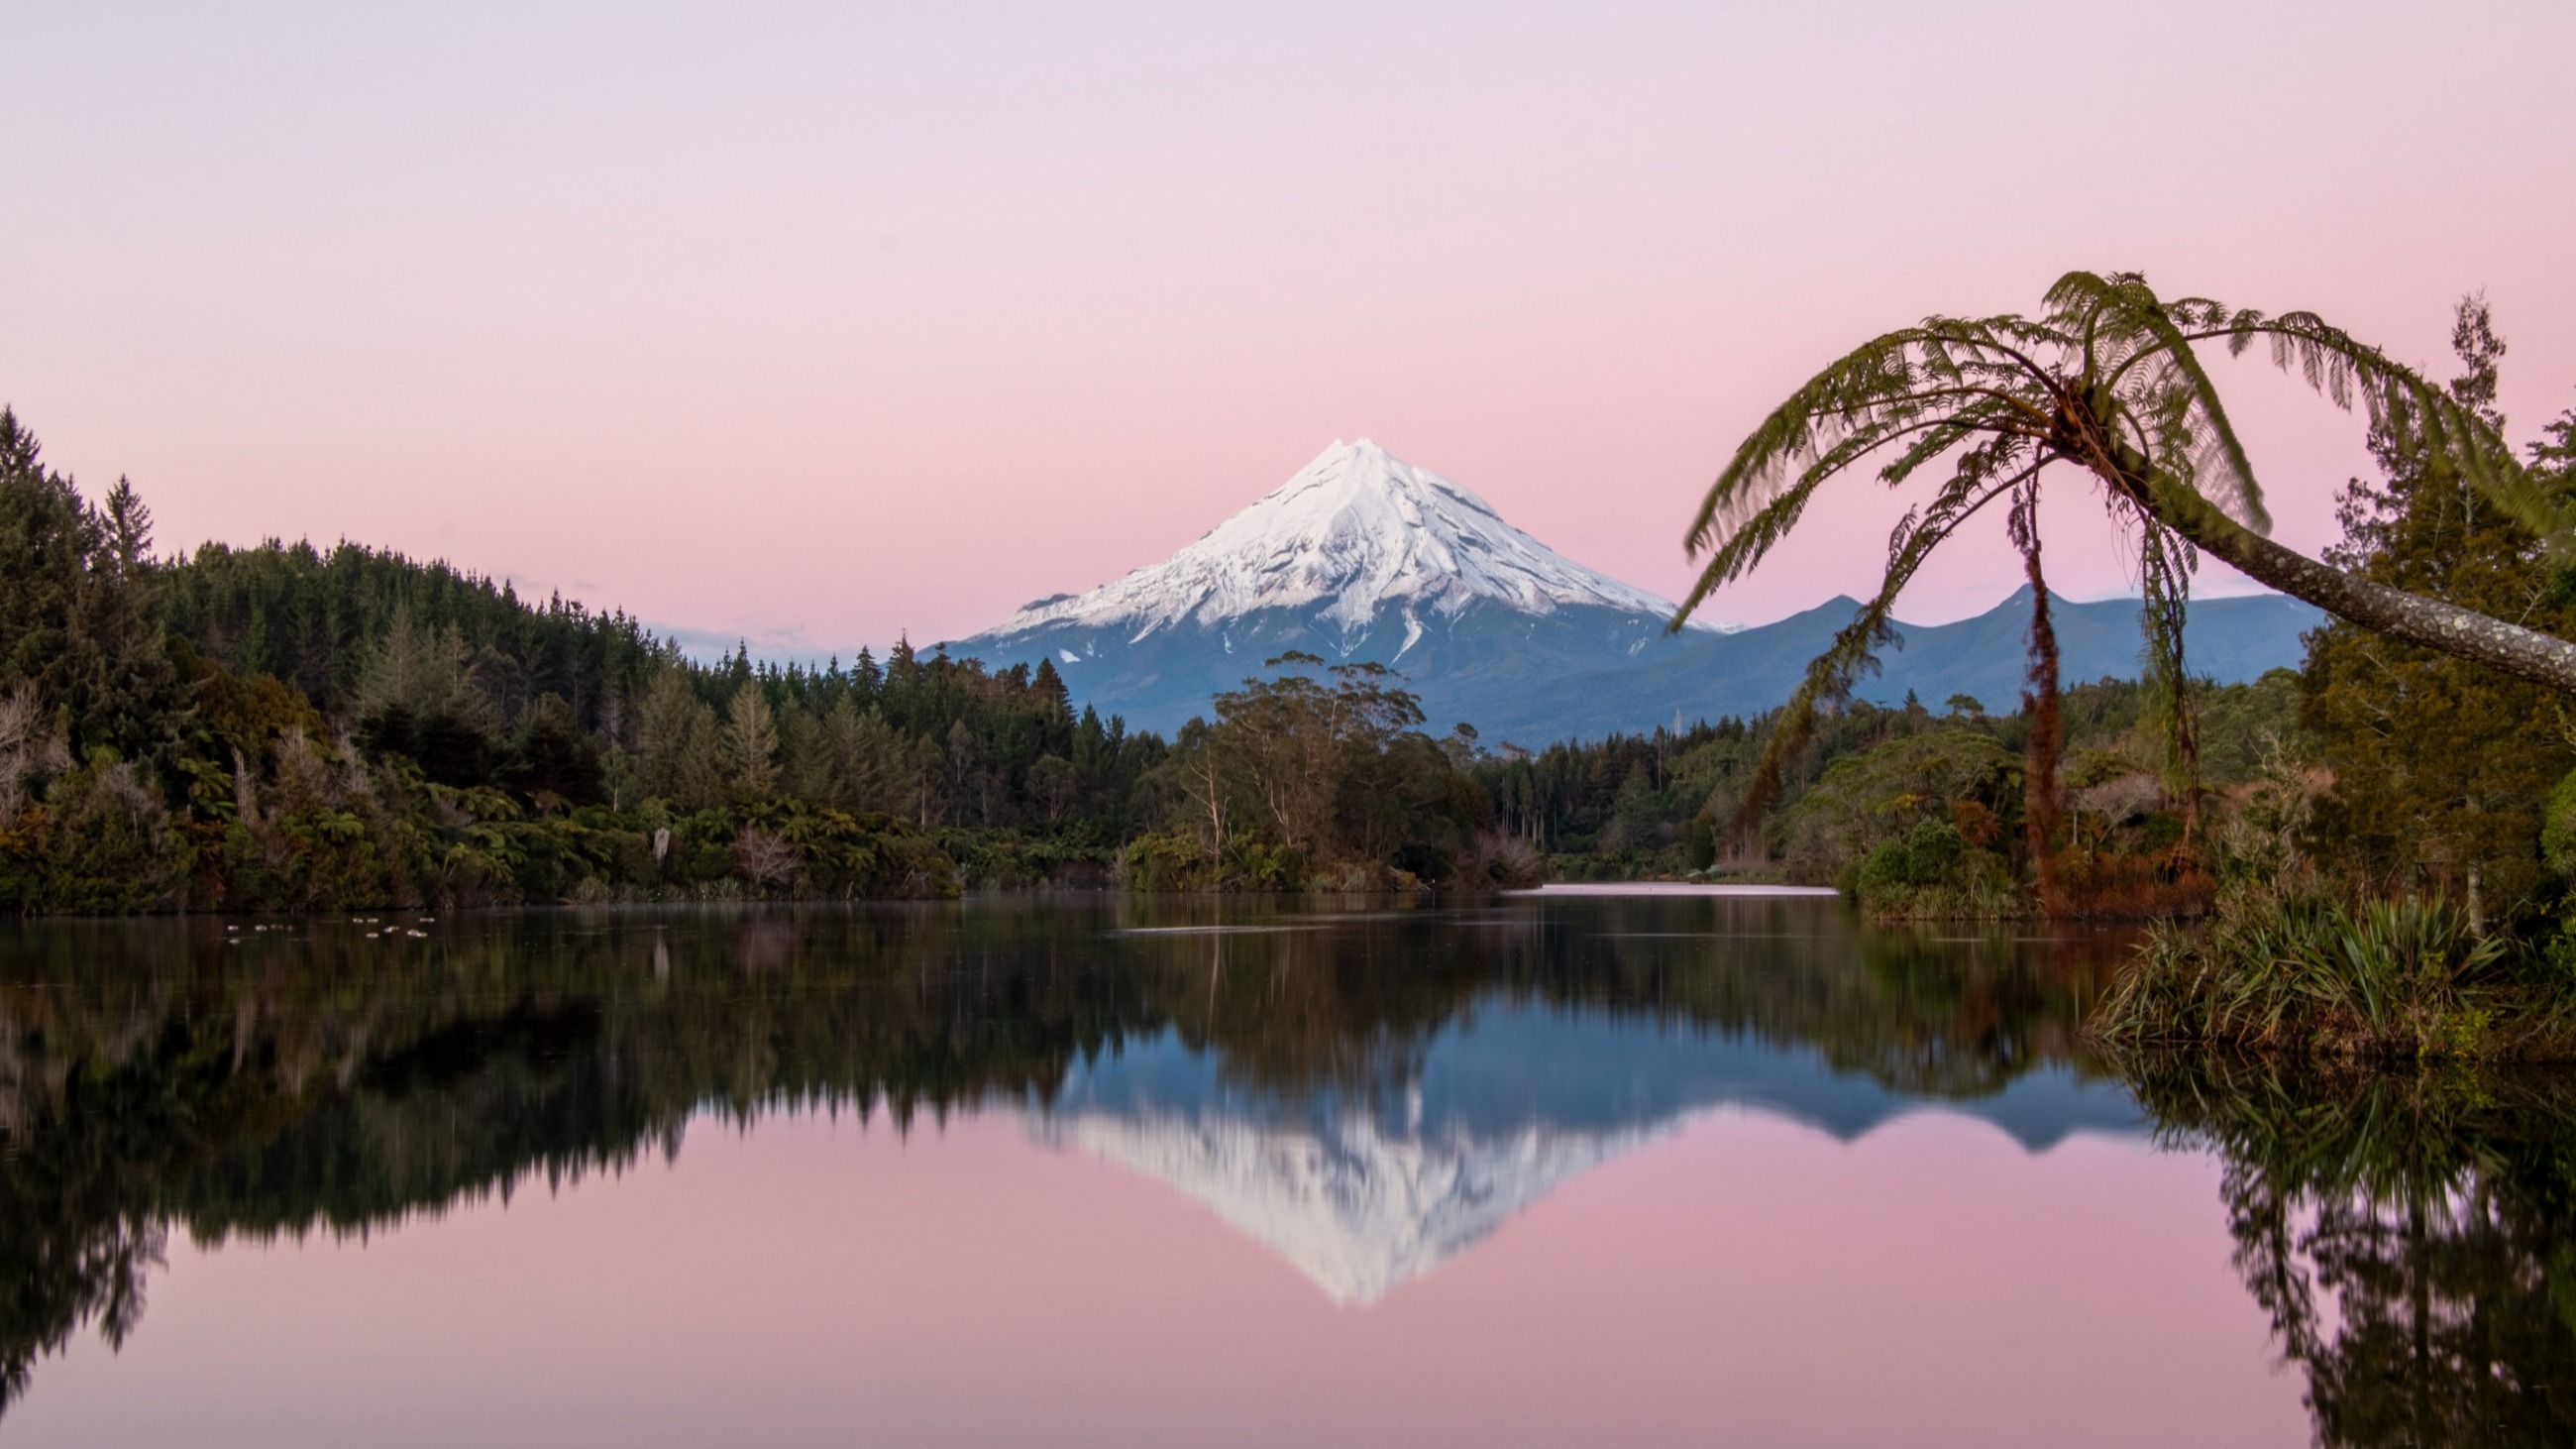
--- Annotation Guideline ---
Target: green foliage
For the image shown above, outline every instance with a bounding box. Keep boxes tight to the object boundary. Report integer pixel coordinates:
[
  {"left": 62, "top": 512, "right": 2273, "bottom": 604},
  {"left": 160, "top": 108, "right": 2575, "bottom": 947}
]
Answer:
[
  {"left": 2301, "top": 300, "right": 2576, "bottom": 930},
  {"left": 1684, "top": 814, "right": 1718, "bottom": 869},
  {"left": 1857, "top": 816, "right": 1964, "bottom": 890},
  {"left": 2543, "top": 768, "right": 2576, "bottom": 880},
  {"left": 0, "top": 410, "right": 1172, "bottom": 910},
  {"left": 2191, "top": 667, "right": 2304, "bottom": 784},
  {"left": 162, "top": 535, "right": 668, "bottom": 723},
  {"left": 1484, "top": 675, "right": 2276, "bottom": 911},
  {"left": 2091, "top": 890, "right": 2527, "bottom": 1060},
  {"left": 1677, "top": 271, "right": 2569, "bottom": 847},
  {"left": 1785, "top": 728, "right": 2021, "bottom": 917},
  {"left": 0, "top": 755, "right": 191, "bottom": 914},
  {"left": 0, "top": 409, "right": 181, "bottom": 766},
  {"left": 1119, "top": 828, "right": 1219, "bottom": 890},
  {"left": 1471, "top": 701, "right": 1938, "bottom": 874},
  {"left": 1133, "top": 657, "right": 1488, "bottom": 889}
]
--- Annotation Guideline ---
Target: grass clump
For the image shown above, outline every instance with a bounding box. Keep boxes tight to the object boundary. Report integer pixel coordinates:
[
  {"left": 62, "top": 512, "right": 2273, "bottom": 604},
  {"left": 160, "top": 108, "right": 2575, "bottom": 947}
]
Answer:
[{"left": 2087, "top": 888, "right": 2573, "bottom": 1061}]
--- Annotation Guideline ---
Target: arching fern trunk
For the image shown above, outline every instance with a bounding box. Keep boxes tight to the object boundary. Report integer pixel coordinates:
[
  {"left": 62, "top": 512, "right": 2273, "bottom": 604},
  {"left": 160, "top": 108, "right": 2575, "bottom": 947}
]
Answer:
[{"left": 2141, "top": 484, "right": 2576, "bottom": 695}]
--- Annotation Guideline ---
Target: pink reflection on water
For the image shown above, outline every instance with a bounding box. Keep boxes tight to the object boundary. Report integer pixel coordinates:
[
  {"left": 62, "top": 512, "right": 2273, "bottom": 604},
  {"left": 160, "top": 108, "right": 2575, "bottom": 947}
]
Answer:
[{"left": 18, "top": 1107, "right": 2307, "bottom": 1448}]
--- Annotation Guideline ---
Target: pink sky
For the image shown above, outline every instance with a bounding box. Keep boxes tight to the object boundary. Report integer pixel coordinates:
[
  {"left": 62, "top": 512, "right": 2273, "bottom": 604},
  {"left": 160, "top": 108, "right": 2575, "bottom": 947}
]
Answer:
[
  {"left": 15, "top": 1108, "right": 2309, "bottom": 1447},
  {"left": 5, "top": 2, "right": 2572, "bottom": 652}
]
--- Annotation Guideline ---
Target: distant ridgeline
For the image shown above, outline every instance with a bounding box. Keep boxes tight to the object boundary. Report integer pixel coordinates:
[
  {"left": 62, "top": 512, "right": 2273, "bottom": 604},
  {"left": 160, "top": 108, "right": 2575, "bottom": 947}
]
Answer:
[
  {"left": 1, "top": 409, "right": 2318, "bottom": 909},
  {"left": 968, "top": 587, "right": 2316, "bottom": 744},
  {"left": 949, "top": 440, "right": 2318, "bottom": 741}
]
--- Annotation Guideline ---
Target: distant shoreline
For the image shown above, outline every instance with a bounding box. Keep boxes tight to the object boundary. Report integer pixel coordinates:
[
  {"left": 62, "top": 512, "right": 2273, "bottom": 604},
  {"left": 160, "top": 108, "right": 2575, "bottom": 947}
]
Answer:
[{"left": 1506, "top": 882, "right": 1842, "bottom": 898}]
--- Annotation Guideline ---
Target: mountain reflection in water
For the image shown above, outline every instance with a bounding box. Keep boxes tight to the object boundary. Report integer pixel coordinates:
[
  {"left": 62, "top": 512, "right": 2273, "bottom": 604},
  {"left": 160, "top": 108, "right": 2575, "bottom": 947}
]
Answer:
[
  {"left": 2, "top": 897, "right": 2570, "bottom": 1446},
  {"left": 1027, "top": 1000, "right": 2138, "bottom": 1303}
]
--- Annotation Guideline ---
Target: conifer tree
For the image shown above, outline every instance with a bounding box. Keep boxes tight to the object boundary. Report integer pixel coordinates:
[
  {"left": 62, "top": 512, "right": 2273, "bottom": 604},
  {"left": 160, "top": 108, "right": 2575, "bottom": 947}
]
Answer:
[
  {"left": 720, "top": 687, "right": 782, "bottom": 800},
  {"left": 0, "top": 410, "right": 179, "bottom": 764},
  {"left": 2302, "top": 298, "right": 2576, "bottom": 927},
  {"left": 635, "top": 667, "right": 722, "bottom": 807}
]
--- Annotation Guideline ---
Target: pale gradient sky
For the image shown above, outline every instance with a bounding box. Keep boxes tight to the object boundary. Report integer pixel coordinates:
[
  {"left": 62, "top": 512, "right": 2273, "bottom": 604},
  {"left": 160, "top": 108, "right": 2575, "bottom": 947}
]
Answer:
[{"left": 5, "top": 2, "right": 2571, "bottom": 654}]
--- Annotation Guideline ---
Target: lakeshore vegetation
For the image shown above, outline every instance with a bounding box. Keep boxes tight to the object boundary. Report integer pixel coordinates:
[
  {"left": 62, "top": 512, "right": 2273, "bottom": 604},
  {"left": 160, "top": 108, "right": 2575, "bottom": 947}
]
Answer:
[
  {"left": 8, "top": 273, "right": 2576, "bottom": 1060},
  {"left": 0, "top": 396, "right": 2308, "bottom": 916},
  {"left": 0, "top": 404, "right": 2327, "bottom": 914},
  {"left": 1675, "top": 276, "right": 2576, "bottom": 1059}
]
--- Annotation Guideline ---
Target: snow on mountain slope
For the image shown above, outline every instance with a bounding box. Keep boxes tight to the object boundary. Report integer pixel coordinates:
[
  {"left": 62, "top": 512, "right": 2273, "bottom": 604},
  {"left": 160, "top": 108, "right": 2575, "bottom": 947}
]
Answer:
[
  {"left": 948, "top": 437, "right": 2320, "bottom": 737},
  {"left": 978, "top": 439, "right": 1706, "bottom": 645},
  {"left": 1027, "top": 1106, "right": 1661, "bottom": 1305}
]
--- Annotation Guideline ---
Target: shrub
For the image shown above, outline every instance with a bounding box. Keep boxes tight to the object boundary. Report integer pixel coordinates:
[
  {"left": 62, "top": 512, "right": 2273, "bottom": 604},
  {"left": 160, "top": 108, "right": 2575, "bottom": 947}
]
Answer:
[{"left": 2090, "top": 889, "right": 2527, "bottom": 1060}]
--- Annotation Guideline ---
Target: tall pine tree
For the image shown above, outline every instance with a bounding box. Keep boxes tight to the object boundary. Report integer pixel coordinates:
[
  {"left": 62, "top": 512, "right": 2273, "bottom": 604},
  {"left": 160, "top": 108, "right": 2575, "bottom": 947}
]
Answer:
[{"left": 0, "top": 410, "right": 180, "bottom": 765}]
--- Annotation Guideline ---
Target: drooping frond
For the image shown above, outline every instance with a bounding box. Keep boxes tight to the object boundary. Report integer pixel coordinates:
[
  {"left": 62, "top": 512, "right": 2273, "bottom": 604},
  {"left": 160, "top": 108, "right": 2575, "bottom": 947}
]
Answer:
[
  {"left": 2128, "top": 502, "right": 2201, "bottom": 838},
  {"left": 1725, "top": 444, "right": 2037, "bottom": 833},
  {"left": 2057, "top": 274, "right": 2272, "bottom": 535},
  {"left": 1674, "top": 318, "right": 2064, "bottom": 628},
  {"left": 2209, "top": 307, "right": 2571, "bottom": 552},
  {"left": 2007, "top": 479, "right": 2065, "bottom": 914},
  {"left": 1688, "top": 265, "right": 2576, "bottom": 867}
]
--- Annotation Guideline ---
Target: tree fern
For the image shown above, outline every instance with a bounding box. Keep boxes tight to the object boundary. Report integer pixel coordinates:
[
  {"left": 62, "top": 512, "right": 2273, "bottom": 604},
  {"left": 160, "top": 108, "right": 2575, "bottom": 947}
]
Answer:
[{"left": 1680, "top": 271, "right": 2576, "bottom": 875}]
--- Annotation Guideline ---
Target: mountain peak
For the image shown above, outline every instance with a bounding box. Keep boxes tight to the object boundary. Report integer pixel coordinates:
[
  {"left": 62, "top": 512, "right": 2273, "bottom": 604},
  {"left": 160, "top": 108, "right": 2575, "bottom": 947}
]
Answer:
[
  {"left": 1254, "top": 437, "right": 1508, "bottom": 528},
  {"left": 979, "top": 439, "right": 1685, "bottom": 643}
]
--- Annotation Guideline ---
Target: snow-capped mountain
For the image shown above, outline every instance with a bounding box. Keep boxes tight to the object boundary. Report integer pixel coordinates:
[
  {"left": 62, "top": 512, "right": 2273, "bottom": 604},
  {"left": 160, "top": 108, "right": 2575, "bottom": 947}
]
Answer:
[
  {"left": 953, "top": 439, "right": 1715, "bottom": 731},
  {"left": 949, "top": 438, "right": 2324, "bottom": 739},
  {"left": 993, "top": 438, "right": 1697, "bottom": 645}
]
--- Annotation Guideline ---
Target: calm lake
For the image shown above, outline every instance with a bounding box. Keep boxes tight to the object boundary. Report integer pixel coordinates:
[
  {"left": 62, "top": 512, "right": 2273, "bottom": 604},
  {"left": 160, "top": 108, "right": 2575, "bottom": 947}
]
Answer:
[{"left": 3, "top": 894, "right": 2567, "bottom": 1447}]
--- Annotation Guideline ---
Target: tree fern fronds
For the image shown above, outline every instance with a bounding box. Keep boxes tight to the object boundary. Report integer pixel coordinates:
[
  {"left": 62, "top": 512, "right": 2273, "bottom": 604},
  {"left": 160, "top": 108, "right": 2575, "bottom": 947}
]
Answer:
[
  {"left": 1684, "top": 268, "right": 2576, "bottom": 865},
  {"left": 2123, "top": 305, "right": 2271, "bottom": 533},
  {"left": 1721, "top": 455, "right": 2035, "bottom": 834},
  {"left": 2221, "top": 315, "right": 2576, "bottom": 553}
]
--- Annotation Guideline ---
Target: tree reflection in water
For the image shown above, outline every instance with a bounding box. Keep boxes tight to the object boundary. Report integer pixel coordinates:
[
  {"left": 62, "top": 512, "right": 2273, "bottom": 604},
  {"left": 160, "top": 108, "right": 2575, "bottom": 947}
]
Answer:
[
  {"left": 0, "top": 899, "right": 2122, "bottom": 1414},
  {"left": 20, "top": 901, "right": 2571, "bottom": 1441},
  {"left": 2125, "top": 1056, "right": 2576, "bottom": 1446}
]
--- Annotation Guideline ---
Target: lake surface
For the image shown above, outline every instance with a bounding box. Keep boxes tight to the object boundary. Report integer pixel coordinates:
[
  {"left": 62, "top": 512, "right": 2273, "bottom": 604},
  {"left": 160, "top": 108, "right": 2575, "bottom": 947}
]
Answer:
[{"left": 2, "top": 896, "right": 2568, "bottom": 1446}]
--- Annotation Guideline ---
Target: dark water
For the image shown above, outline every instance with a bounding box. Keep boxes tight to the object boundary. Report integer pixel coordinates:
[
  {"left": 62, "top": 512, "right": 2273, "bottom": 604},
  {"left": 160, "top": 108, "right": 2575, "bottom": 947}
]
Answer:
[{"left": 1, "top": 895, "right": 2568, "bottom": 1446}]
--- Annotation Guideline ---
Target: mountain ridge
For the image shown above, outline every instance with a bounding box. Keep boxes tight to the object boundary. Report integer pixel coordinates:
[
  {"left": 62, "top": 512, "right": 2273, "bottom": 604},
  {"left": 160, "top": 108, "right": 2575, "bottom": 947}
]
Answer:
[{"left": 950, "top": 441, "right": 2321, "bottom": 739}]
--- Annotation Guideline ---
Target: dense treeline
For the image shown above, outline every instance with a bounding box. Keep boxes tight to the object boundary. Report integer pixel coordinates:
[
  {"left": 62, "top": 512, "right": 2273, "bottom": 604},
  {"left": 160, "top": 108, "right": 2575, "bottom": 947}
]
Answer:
[
  {"left": 1474, "top": 674, "right": 2300, "bottom": 912},
  {"left": 162, "top": 535, "right": 1170, "bottom": 844},
  {"left": 0, "top": 405, "right": 1166, "bottom": 910},
  {"left": 162, "top": 537, "right": 668, "bottom": 727},
  {"left": 0, "top": 407, "right": 1527, "bottom": 911}
]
